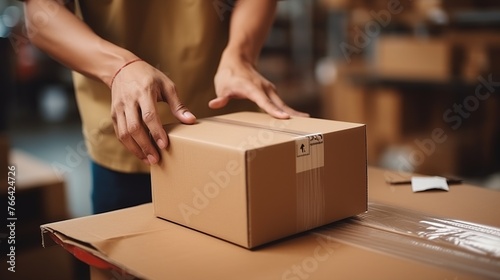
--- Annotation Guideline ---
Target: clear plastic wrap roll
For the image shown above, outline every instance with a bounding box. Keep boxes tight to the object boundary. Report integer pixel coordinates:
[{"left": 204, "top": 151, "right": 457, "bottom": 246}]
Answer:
[{"left": 315, "top": 202, "right": 500, "bottom": 278}]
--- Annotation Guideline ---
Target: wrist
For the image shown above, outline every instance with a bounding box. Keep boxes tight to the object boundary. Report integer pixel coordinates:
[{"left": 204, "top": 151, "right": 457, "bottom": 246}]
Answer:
[
  {"left": 96, "top": 39, "right": 140, "bottom": 87},
  {"left": 219, "top": 47, "right": 256, "bottom": 69},
  {"left": 109, "top": 58, "right": 144, "bottom": 89}
]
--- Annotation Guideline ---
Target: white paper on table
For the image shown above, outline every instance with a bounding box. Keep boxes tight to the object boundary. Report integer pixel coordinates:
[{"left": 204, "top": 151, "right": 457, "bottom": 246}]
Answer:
[{"left": 411, "top": 176, "right": 449, "bottom": 193}]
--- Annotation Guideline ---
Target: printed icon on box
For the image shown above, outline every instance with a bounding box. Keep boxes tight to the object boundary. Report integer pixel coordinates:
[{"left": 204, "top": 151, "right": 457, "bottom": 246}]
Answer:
[{"left": 296, "top": 138, "right": 310, "bottom": 157}]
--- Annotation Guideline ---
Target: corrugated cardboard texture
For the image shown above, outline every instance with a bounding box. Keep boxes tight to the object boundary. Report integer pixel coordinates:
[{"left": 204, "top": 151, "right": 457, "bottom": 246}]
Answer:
[{"left": 151, "top": 112, "right": 367, "bottom": 248}]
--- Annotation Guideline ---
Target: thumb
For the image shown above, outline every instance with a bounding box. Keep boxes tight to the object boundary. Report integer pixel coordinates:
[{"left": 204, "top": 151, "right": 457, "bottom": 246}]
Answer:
[
  {"left": 160, "top": 79, "right": 197, "bottom": 124},
  {"left": 208, "top": 96, "right": 229, "bottom": 109},
  {"left": 174, "top": 106, "right": 197, "bottom": 124}
]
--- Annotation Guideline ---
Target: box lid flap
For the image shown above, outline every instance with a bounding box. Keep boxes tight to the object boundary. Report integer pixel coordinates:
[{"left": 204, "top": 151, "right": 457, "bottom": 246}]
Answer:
[{"left": 163, "top": 112, "right": 365, "bottom": 151}]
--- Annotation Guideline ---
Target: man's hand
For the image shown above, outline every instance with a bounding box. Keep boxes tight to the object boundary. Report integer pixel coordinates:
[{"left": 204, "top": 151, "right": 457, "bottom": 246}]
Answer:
[
  {"left": 210, "top": 0, "right": 309, "bottom": 119},
  {"left": 23, "top": 0, "right": 197, "bottom": 165},
  {"left": 210, "top": 56, "right": 309, "bottom": 118},
  {"left": 111, "top": 60, "right": 196, "bottom": 165}
]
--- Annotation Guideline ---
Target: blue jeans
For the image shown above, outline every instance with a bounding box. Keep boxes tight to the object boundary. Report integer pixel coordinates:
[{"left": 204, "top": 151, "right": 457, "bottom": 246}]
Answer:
[{"left": 91, "top": 161, "right": 152, "bottom": 214}]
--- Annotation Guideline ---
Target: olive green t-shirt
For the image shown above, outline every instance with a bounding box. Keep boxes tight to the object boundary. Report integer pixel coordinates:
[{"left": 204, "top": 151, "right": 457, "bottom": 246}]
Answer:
[{"left": 73, "top": 0, "right": 256, "bottom": 173}]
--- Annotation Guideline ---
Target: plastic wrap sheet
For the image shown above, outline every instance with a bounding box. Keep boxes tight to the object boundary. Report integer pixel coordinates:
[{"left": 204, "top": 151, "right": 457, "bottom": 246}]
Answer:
[{"left": 315, "top": 202, "right": 500, "bottom": 278}]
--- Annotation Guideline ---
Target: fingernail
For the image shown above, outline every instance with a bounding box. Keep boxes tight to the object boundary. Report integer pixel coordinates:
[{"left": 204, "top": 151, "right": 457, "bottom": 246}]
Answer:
[
  {"left": 157, "top": 139, "right": 166, "bottom": 149},
  {"left": 278, "top": 110, "right": 290, "bottom": 118},
  {"left": 147, "top": 154, "right": 157, "bottom": 165},
  {"left": 142, "top": 158, "right": 151, "bottom": 165},
  {"left": 183, "top": 111, "right": 196, "bottom": 120}
]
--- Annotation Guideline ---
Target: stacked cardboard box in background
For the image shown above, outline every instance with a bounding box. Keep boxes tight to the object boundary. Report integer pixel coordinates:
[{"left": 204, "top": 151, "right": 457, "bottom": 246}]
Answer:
[
  {"left": 318, "top": 0, "right": 500, "bottom": 178},
  {"left": 321, "top": 69, "right": 500, "bottom": 177},
  {"left": 374, "top": 36, "right": 451, "bottom": 82}
]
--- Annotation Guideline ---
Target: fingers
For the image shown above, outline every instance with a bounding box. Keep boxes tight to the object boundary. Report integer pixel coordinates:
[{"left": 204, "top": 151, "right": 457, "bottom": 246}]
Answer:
[
  {"left": 161, "top": 79, "right": 197, "bottom": 125},
  {"left": 212, "top": 81, "right": 310, "bottom": 119},
  {"left": 267, "top": 89, "right": 310, "bottom": 118},
  {"left": 112, "top": 98, "right": 164, "bottom": 165},
  {"left": 127, "top": 102, "right": 162, "bottom": 164},
  {"left": 112, "top": 106, "right": 153, "bottom": 165},
  {"left": 121, "top": 82, "right": 195, "bottom": 165},
  {"left": 208, "top": 96, "right": 229, "bottom": 109},
  {"left": 137, "top": 95, "right": 167, "bottom": 158},
  {"left": 111, "top": 66, "right": 196, "bottom": 165},
  {"left": 252, "top": 90, "right": 290, "bottom": 119}
]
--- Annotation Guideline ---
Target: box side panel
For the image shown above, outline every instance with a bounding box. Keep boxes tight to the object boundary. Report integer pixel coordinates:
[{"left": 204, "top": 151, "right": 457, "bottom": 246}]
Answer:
[
  {"left": 246, "top": 142, "right": 298, "bottom": 247},
  {"left": 323, "top": 126, "right": 368, "bottom": 221},
  {"left": 247, "top": 125, "right": 367, "bottom": 248},
  {"left": 151, "top": 137, "right": 248, "bottom": 247}
]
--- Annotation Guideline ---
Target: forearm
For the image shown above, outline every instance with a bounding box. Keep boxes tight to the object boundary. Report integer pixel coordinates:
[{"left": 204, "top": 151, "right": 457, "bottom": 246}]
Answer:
[
  {"left": 222, "top": 0, "right": 278, "bottom": 65},
  {"left": 23, "top": 0, "right": 137, "bottom": 87}
]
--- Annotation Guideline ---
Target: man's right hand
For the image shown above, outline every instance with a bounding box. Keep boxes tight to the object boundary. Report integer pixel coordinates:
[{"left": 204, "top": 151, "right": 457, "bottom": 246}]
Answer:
[
  {"left": 110, "top": 60, "right": 196, "bottom": 165},
  {"left": 24, "top": 0, "right": 197, "bottom": 165}
]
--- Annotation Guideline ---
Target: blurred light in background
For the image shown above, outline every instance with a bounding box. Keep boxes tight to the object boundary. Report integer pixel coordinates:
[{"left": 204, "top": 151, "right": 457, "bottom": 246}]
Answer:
[
  {"left": 39, "top": 85, "right": 70, "bottom": 123},
  {"left": 0, "top": 1, "right": 21, "bottom": 38},
  {"left": 2, "top": 5, "right": 21, "bottom": 27}
]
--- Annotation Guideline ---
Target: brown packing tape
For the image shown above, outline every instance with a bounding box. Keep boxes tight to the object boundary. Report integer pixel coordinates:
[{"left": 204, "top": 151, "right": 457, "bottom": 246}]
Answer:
[
  {"left": 296, "top": 167, "right": 325, "bottom": 232},
  {"left": 295, "top": 133, "right": 326, "bottom": 232},
  {"left": 206, "top": 116, "right": 313, "bottom": 136}
]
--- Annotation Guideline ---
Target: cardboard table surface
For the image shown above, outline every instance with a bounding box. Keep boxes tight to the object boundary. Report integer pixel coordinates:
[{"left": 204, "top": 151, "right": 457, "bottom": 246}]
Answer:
[{"left": 41, "top": 167, "right": 500, "bottom": 280}]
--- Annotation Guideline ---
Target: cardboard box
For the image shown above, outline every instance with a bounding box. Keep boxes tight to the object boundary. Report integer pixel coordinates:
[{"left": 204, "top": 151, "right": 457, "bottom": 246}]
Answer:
[
  {"left": 151, "top": 112, "right": 367, "bottom": 248},
  {"left": 374, "top": 36, "right": 451, "bottom": 82},
  {"left": 40, "top": 167, "right": 500, "bottom": 280},
  {"left": 321, "top": 77, "right": 406, "bottom": 166}
]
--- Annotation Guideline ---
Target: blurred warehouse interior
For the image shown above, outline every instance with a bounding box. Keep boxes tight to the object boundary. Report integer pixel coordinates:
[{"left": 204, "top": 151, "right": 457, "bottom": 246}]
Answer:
[
  {"left": 2, "top": 0, "right": 500, "bottom": 217},
  {"left": 0, "top": 0, "right": 500, "bottom": 278},
  {"left": 2, "top": 0, "right": 500, "bottom": 213},
  {"left": 265, "top": 0, "right": 500, "bottom": 187}
]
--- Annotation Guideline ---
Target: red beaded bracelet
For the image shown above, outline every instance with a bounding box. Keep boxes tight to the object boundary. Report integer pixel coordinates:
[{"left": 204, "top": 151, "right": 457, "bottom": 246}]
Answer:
[{"left": 110, "top": 58, "right": 143, "bottom": 88}]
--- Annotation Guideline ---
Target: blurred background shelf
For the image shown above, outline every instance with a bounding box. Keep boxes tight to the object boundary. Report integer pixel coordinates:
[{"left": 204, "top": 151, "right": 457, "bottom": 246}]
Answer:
[
  {"left": 1, "top": 0, "right": 498, "bottom": 214},
  {"left": 0, "top": 148, "right": 79, "bottom": 280},
  {"left": 1, "top": 0, "right": 499, "bottom": 278}
]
